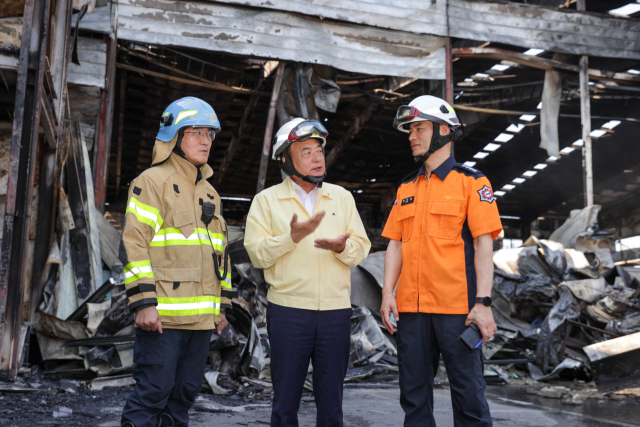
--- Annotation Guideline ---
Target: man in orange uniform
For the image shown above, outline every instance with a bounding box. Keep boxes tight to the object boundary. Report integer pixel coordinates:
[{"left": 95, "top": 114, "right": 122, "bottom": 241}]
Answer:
[{"left": 380, "top": 95, "right": 503, "bottom": 426}]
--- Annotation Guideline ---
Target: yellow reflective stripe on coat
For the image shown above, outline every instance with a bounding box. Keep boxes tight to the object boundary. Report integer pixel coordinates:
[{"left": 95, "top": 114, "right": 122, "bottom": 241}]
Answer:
[
  {"left": 126, "top": 198, "right": 164, "bottom": 233},
  {"left": 156, "top": 295, "right": 221, "bottom": 316},
  {"left": 150, "top": 227, "right": 224, "bottom": 251},
  {"left": 220, "top": 271, "right": 232, "bottom": 289},
  {"left": 124, "top": 260, "right": 154, "bottom": 285}
]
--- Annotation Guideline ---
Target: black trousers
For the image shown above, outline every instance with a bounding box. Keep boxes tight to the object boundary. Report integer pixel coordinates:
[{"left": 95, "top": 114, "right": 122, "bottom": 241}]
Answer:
[
  {"left": 397, "top": 313, "right": 492, "bottom": 427},
  {"left": 121, "top": 328, "right": 212, "bottom": 427},
  {"left": 267, "top": 302, "right": 352, "bottom": 427}
]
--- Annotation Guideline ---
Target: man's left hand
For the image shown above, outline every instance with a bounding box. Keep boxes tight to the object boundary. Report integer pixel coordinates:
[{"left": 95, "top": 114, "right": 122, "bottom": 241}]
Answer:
[
  {"left": 314, "top": 233, "right": 351, "bottom": 253},
  {"left": 465, "top": 304, "right": 497, "bottom": 342},
  {"left": 216, "top": 313, "right": 228, "bottom": 334}
]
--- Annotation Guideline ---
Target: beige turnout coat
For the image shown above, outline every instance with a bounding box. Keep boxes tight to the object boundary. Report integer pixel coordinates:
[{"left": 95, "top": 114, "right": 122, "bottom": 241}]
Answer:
[{"left": 120, "top": 136, "right": 234, "bottom": 330}]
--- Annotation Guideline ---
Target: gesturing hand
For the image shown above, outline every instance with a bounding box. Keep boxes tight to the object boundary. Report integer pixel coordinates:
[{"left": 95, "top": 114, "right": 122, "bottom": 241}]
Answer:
[
  {"left": 135, "top": 306, "right": 163, "bottom": 334},
  {"left": 290, "top": 211, "right": 325, "bottom": 243},
  {"left": 314, "top": 233, "right": 351, "bottom": 254}
]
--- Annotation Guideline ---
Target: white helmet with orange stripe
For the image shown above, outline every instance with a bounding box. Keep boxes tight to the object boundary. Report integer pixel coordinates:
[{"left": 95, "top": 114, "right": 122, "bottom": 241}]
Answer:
[{"left": 393, "top": 95, "right": 462, "bottom": 162}]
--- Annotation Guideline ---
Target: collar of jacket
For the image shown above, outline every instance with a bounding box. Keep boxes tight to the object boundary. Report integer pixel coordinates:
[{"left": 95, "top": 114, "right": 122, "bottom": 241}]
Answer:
[
  {"left": 415, "top": 155, "right": 457, "bottom": 182},
  {"left": 169, "top": 152, "right": 213, "bottom": 184},
  {"left": 277, "top": 176, "right": 333, "bottom": 201}
]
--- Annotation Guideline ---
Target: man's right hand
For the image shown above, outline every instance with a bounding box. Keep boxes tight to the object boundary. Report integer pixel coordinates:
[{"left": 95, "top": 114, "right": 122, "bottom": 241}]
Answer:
[
  {"left": 290, "top": 211, "right": 325, "bottom": 243},
  {"left": 380, "top": 291, "right": 399, "bottom": 334},
  {"left": 135, "top": 306, "right": 163, "bottom": 333}
]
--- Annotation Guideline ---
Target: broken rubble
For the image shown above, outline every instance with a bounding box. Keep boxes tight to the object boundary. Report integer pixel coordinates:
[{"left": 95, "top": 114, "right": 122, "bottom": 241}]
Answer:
[
  {"left": 52, "top": 405, "right": 73, "bottom": 418},
  {"left": 537, "top": 386, "right": 569, "bottom": 399},
  {"left": 583, "top": 331, "right": 640, "bottom": 391},
  {"left": 59, "top": 379, "right": 78, "bottom": 393}
]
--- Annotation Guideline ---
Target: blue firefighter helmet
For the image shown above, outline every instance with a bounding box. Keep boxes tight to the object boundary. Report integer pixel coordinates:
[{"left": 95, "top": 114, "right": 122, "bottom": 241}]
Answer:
[{"left": 156, "top": 97, "right": 221, "bottom": 142}]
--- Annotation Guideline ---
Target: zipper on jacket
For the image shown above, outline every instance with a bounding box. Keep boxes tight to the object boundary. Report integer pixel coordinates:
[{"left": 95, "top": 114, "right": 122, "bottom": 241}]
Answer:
[{"left": 417, "top": 172, "right": 430, "bottom": 312}]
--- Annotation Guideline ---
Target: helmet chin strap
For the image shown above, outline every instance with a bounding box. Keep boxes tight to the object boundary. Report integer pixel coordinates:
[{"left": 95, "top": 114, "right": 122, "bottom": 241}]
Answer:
[
  {"left": 414, "top": 124, "right": 462, "bottom": 163},
  {"left": 279, "top": 149, "right": 326, "bottom": 185},
  {"left": 173, "top": 131, "right": 186, "bottom": 157}
]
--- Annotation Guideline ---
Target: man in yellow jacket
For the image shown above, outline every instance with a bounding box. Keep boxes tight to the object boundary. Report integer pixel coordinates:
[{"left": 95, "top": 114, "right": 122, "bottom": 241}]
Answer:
[
  {"left": 244, "top": 118, "right": 371, "bottom": 427},
  {"left": 120, "top": 97, "right": 235, "bottom": 427}
]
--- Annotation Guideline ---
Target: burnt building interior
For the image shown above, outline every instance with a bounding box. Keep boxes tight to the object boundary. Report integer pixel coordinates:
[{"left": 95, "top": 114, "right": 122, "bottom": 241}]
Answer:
[{"left": 106, "top": 40, "right": 640, "bottom": 245}]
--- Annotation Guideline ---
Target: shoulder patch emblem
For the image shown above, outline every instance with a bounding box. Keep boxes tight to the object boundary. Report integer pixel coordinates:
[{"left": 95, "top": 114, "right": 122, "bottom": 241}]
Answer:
[
  {"left": 132, "top": 186, "right": 142, "bottom": 196},
  {"left": 478, "top": 185, "right": 495, "bottom": 204}
]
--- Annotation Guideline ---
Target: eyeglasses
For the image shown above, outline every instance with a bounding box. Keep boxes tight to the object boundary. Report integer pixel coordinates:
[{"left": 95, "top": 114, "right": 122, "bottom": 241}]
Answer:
[{"left": 183, "top": 128, "right": 216, "bottom": 142}]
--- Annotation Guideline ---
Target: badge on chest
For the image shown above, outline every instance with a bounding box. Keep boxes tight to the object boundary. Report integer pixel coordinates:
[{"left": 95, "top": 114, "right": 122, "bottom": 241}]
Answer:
[{"left": 401, "top": 196, "right": 415, "bottom": 206}]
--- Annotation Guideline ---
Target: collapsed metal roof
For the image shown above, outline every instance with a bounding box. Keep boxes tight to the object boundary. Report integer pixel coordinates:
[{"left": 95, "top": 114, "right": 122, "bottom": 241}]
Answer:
[
  {"left": 211, "top": 0, "right": 640, "bottom": 60},
  {"left": 74, "top": 0, "right": 449, "bottom": 80},
  {"left": 6, "top": 0, "right": 640, "bottom": 237}
]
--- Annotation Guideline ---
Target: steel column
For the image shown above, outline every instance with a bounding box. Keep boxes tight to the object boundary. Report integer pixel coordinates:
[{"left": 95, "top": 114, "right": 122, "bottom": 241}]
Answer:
[
  {"left": 0, "top": 0, "right": 51, "bottom": 379},
  {"left": 577, "top": 0, "right": 593, "bottom": 207},
  {"left": 445, "top": 39, "right": 453, "bottom": 105},
  {"left": 256, "top": 63, "right": 285, "bottom": 194},
  {"left": 94, "top": 27, "right": 117, "bottom": 213}
]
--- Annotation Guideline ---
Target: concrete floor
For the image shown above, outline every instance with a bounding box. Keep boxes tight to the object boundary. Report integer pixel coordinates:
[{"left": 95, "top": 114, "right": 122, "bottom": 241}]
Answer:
[
  {"left": 3, "top": 384, "right": 638, "bottom": 427},
  {"left": 87, "top": 387, "right": 639, "bottom": 427}
]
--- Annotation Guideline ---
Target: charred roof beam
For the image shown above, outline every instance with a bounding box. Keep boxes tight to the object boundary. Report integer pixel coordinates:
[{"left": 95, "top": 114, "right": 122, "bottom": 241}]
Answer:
[
  {"left": 325, "top": 78, "right": 416, "bottom": 170},
  {"left": 452, "top": 47, "right": 640, "bottom": 86}
]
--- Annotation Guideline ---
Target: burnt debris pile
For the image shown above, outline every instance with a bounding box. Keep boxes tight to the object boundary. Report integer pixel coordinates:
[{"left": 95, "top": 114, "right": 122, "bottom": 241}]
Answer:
[{"left": 489, "top": 205, "right": 640, "bottom": 392}]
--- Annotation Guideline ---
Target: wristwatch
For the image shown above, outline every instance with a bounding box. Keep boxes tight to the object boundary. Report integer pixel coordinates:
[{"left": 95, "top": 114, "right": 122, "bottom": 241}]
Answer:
[{"left": 476, "top": 297, "right": 492, "bottom": 307}]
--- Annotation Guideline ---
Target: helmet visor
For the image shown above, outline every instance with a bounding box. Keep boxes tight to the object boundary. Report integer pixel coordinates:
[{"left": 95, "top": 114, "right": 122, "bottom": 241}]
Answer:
[
  {"left": 289, "top": 120, "right": 328, "bottom": 142},
  {"left": 393, "top": 105, "right": 457, "bottom": 130},
  {"left": 273, "top": 119, "right": 329, "bottom": 150},
  {"left": 393, "top": 105, "right": 420, "bottom": 129}
]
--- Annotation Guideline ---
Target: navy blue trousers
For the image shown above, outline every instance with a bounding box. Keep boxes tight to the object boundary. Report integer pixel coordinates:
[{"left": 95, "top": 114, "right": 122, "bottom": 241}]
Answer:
[
  {"left": 397, "top": 313, "right": 492, "bottom": 427},
  {"left": 121, "top": 328, "right": 212, "bottom": 427},
  {"left": 267, "top": 302, "right": 352, "bottom": 427}
]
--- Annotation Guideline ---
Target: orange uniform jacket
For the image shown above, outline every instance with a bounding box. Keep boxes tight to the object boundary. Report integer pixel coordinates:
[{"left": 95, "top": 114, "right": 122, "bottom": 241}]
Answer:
[{"left": 382, "top": 156, "right": 502, "bottom": 314}]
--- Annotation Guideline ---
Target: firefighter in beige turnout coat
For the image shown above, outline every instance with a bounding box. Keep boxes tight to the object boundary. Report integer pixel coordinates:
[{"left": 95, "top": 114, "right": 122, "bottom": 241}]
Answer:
[{"left": 120, "top": 97, "right": 235, "bottom": 427}]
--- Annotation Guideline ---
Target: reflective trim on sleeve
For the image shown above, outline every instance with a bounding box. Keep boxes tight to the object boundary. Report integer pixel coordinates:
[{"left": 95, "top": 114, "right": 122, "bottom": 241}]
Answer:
[
  {"left": 150, "top": 227, "right": 224, "bottom": 251},
  {"left": 220, "top": 271, "right": 232, "bottom": 289},
  {"left": 124, "top": 260, "right": 154, "bottom": 285},
  {"left": 156, "top": 295, "right": 221, "bottom": 316},
  {"left": 126, "top": 198, "right": 164, "bottom": 233}
]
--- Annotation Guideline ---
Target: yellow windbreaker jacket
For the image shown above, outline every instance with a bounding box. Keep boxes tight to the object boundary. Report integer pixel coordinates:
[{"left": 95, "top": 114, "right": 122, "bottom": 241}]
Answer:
[
  {"left": 244, "top": 177, "right": 371, "bottom": 311},
  {"left": 120, "top": 137, "right": 234, "bottom": 330}
]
